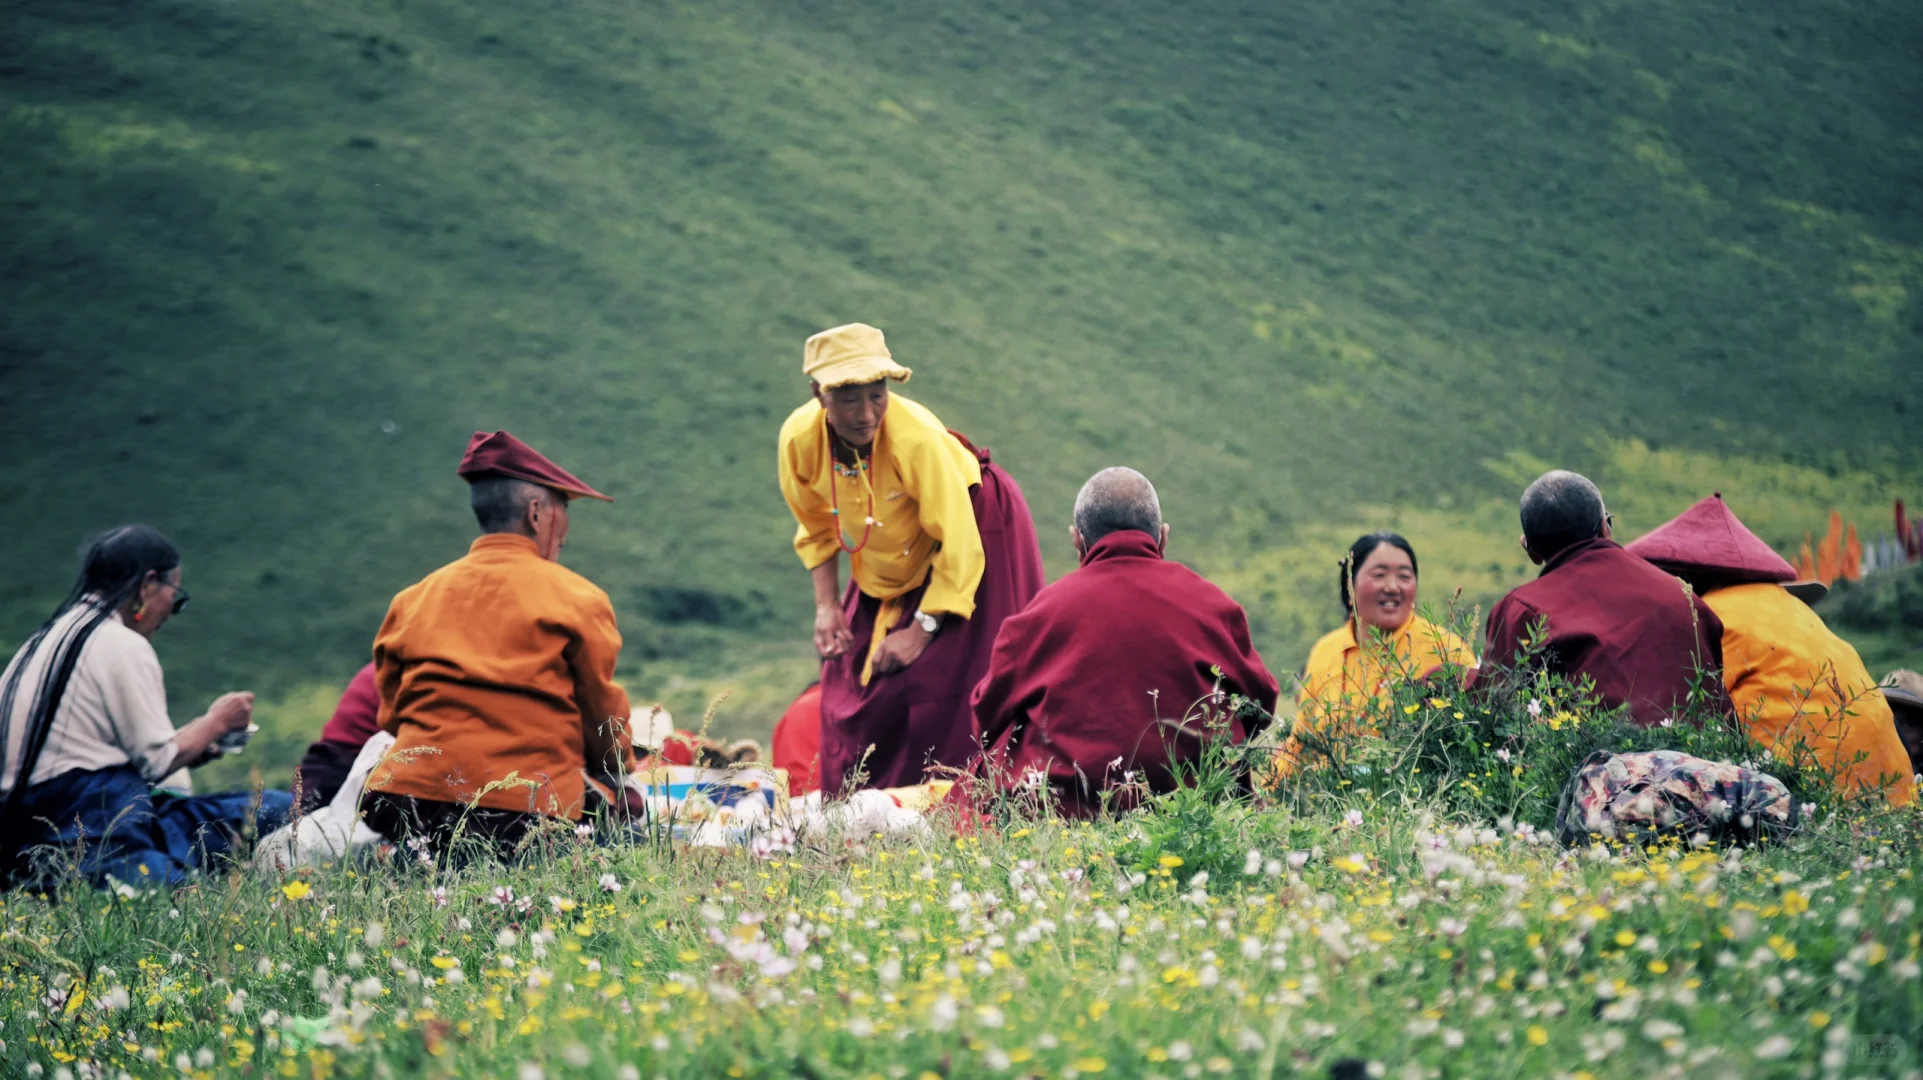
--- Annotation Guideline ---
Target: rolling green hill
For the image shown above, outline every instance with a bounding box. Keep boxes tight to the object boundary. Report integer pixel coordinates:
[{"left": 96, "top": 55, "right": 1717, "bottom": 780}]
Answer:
[{"left": 4, "top": 0, "right": 1920, "bottom": 771}]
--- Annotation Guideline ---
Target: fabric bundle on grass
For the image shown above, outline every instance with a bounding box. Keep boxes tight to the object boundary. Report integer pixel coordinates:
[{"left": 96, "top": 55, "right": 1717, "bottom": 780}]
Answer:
[{"left": 1554, "top": 749, "right": 1799, "bottom": 847}]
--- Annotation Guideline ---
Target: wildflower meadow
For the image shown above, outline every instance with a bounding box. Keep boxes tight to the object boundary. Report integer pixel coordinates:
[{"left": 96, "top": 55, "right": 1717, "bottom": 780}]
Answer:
[{"left": 4, "top": 650, "right": 1920, "bottom": 1080}]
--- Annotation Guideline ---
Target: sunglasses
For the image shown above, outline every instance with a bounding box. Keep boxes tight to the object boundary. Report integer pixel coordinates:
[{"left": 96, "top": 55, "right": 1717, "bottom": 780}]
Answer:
[{"left": 150, "top": 574, "right": 191, "bottom": 616}]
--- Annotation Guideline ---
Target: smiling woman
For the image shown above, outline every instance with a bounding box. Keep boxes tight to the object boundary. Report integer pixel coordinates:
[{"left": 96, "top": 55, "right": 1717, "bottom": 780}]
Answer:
[{"left": 1273, "top": 532, "right": 1477, "bottom": 775}]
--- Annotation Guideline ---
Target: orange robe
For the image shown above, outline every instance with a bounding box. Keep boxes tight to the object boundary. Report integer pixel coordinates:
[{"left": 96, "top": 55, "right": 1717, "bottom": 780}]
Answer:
[
  {"left": 1275, "top": 614, "right": 1475, "bottom": 774},
  {"left": 1703, "top": 582, "right": 1914, "bottom": 806},
  {"left": 371, "top": 533, "right": 636, "bottom": 819}
]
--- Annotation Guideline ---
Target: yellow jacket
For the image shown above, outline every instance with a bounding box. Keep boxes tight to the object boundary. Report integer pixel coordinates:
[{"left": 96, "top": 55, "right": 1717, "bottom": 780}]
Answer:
[
  {"left": 1274, "top": 614, "right": 1475, "bottom": 774},
  {"left": 777, "top": 394, "right": 984, "bottom": 618},
  {"left": 1704, "top": 582, "right": 1915, "bottom": 806}
]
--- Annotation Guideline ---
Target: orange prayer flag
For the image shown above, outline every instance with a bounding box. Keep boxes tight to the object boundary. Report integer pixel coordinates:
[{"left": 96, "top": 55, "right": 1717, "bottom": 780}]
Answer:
[
  {"left": 1817, "top": 511, "right": 1843, "bottom": 585},
  {"left": 1843, "top": 524, "right": 1863, "bottom": 581},
  {"left": 1796, "top": 535, "right": 1817, "bottom": 581}
]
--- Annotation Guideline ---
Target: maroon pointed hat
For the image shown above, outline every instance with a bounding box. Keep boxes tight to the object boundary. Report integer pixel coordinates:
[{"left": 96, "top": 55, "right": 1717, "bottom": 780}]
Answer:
[
  {"left": 1624, "top": 492, "right": 1794, "bottom": 583},
  {"left": 457, "top": 430, "right": 612, "bottom": 502}
]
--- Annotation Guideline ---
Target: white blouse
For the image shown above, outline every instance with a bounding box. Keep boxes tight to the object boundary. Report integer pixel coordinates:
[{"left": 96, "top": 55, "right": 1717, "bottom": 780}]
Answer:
[{"left": 0, "top": 602, "right": 181, "bottom": 798}]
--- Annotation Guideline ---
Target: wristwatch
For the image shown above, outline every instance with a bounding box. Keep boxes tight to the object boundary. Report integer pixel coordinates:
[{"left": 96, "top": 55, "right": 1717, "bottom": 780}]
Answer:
[{"left": 914, "top": 609, "right": 943, "bottom": 634}]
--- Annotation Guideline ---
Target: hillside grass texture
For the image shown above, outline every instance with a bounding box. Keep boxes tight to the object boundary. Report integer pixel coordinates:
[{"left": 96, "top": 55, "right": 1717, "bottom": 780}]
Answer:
[{"left": 4, "top": 0, "right": 1921, "bottom": 763}]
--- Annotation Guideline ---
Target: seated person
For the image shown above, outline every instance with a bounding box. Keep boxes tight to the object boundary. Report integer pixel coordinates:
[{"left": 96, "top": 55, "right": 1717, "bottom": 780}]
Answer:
[
  {"left": 1881, "top": 671, "right": 1923, "bottom": 781},
  {"left": 0, "top": 525, "right": 292, "bottom": 887},
  {"left": 1274, "top": 532, "right": 1477, "bottom": 773},
  {"left": 770, "top": 683, "right": 823, "bottom": 797},
  {"left": 1627, "top": 494, "right": 1914, "bottom": 806},
  {"left": 293, "top": 662, "right": 379, "bottom": 813},
  {"left": 965, "top": 467, "right": 1279, "bottom": 817},
  {"left": 362, "top": 431, "right": 638, "bottom": 862},
  {"left": 1476, "top": 470, "right": 1732, "bottom": 726}
]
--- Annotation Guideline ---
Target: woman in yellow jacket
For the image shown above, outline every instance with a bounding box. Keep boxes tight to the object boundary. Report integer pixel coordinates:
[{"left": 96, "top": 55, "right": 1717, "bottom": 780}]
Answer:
[{"left": 1275, "top": 532, "right": 1476, "bottom": 774}]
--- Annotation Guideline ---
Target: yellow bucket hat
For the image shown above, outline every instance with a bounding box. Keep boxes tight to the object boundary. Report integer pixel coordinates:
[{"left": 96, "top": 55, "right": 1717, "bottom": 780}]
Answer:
[{"left": 803, "top": 323, "right": 914, "bottom": 390}]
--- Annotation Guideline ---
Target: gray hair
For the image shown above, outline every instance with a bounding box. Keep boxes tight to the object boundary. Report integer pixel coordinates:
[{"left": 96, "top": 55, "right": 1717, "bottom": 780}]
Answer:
[
  {"left": 1073, "top": 467, "right": 1163, "bottom": 547},
  {"left": 1520, "top": 469, "right": 1606, "bottom": 559},
  {"left": 470, "top": 476, "right": 560, "bottom": 534}
]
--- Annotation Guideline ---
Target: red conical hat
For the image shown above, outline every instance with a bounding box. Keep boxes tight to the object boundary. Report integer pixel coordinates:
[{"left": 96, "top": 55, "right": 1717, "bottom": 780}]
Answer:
[
  {"left": 457, "top": 430, "right": 612, "bottom": 502},
  {"left": 1624, "top": 493, "right": 1796, "bottom": 583}
]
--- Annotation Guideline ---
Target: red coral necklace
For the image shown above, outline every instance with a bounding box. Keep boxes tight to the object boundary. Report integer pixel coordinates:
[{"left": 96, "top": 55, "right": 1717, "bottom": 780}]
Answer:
[{"left": 828, "top": 436, "right": 876, "bottom": 554}]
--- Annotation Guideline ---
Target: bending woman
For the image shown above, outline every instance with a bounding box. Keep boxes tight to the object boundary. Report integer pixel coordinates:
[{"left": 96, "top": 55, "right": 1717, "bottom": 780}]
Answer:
[
  {"left": 1275, "top": 532, "right": 1476, "bottom": 774},
  {"left": 0, "top": 526, "right": 292, "bottom": 887},
  {"left": 777, "top": 323, "right": 1045, "bottom": 795}
]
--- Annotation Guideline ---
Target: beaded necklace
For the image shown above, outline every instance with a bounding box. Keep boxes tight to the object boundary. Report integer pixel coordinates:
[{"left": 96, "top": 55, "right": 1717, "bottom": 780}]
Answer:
[{"left": 828, "top": 437, "right": 878, "bottom": 554}]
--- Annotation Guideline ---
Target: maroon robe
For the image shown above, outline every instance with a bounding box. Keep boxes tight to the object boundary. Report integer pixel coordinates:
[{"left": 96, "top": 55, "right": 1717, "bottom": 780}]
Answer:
[
  {"left": 967, "top": 530, "right": 1280, "bottom": 818},
  {"left": 818, "top": 445, "right": 1044, "bottom": 795},
  {"left": 293, "top": 663, "right": 380, "bottom": 812},
  {"left": 1480, "top": 538, "right": 1732, "bottom": 727}
]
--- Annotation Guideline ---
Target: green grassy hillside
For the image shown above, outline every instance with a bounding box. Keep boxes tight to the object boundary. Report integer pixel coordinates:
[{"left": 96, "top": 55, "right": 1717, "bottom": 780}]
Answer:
[{"left": 4, "top": 0, "right": 1920, "bottom": 767}]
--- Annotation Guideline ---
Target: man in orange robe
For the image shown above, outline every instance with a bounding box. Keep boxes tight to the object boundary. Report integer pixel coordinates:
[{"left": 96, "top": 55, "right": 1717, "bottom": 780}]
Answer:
[
  {"left": 363, "top": 431, "right": 637, "bottom": 860},
  {"left": 1627, "top": 494, "right": 1914, "bottom": 806}
]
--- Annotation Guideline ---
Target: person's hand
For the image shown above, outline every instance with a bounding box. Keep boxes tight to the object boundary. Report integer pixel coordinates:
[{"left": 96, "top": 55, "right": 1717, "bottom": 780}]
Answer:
[
  {"left": 207, "top": 691, "right": 254, "bottom": 734},
  {"left": 870, "top": 624, "right": 934, "bottom": 676},
  {"left": 815, "top": 604, "right": 855, "bottom": 658}
]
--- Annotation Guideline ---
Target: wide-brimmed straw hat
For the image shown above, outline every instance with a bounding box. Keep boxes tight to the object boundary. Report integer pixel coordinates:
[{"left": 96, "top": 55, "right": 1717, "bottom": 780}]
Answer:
[
  {"left": 1883, "top": 670, "right": 1923, "bottom": 714},
  {"left": 803, "top": 323, "right": 913, "bottom": 390},
  {"left": 1783, "top": 580, "right": 1830, "bottom": 605}
]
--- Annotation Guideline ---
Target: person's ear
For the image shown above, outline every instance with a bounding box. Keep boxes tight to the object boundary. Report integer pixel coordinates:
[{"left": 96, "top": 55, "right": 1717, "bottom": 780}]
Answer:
[
  {"left": 525, "top": 494, "right": 547, "bottom": 537},
  {"left": 1599, "top": 514, "right": 1614, "bottom": 541},
  {"left": 811, "top": 380, "right": 825, "bottom": 408},
  {"left": 1069, "top": 526, "right": 1086, "bottom": 559},
  {"left": 1519, "top": 534, "right": 1543, "bottom": 567},
  {"left": 1158, "top": 522, "right": 1171, "bottom": 554}
]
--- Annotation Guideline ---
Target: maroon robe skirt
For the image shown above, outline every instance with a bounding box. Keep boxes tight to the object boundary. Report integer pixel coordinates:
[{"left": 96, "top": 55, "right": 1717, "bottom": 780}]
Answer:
[{"left": 818, "top": 447, "right": 1044, "bottom": 796}]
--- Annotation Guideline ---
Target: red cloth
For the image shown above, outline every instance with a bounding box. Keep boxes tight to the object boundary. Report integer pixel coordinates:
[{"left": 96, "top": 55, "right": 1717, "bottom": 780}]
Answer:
[
  {"left": 458, "top": 430, "right": 611, "bottom": 502},
  {"left": 771, "top": 684, "right": 824, "bottom": 796},
  {"left": 968, "top": 530, "right": 1280, "bottom": 818},
  {"left": 1623, "top": 493, "right": 1796, "bottom": 584},
  {"left": 319, "top": 663, "right": 382, "bottom": 746},
  {"left": 644, "top": 732, "right": 697, "bottom": 767},
  {"left": 818, "top": 452, "right": 1045, "bottom": 795},
  {"left": 1479, "top": 538, "right": 1733, "bottom": 727}
]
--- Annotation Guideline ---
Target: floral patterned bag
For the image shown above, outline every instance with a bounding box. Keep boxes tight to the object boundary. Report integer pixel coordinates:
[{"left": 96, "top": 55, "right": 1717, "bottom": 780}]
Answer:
[{"left": 1554, "top": 749, "right": 1800, "bottom": 847}]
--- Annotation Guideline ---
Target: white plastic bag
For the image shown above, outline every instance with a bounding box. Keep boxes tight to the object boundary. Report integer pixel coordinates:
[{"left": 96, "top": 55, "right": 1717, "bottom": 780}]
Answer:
[{"left": 254, "top": 731, "right": 395, "bottom": 874}]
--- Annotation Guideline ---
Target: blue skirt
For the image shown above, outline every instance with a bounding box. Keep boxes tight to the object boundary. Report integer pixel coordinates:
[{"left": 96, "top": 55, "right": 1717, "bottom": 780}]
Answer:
[{"left": 4, "top": 765, "right": 292, "bottom": 888}]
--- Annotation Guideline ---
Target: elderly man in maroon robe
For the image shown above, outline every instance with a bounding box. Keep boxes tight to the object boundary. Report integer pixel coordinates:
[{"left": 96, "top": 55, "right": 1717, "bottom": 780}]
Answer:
[
  {"left": 964, "top": 467, "right": 1280, "bottom": 818},
  {"left": 1477, "top": 470, "right": 1732, "bottom": 727}
]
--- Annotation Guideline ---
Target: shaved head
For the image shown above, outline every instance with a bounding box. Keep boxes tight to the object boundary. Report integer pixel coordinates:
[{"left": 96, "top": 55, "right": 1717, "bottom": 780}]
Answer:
[
  {"left": 1520, "top": 469, "right": 1607, "bottom": 559},
  {"left": 1073, "top": 467, "right": 1163, "bottom": 547},
  {"left": 471, "top": 476, "right": 559, "bottom": 534}
]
